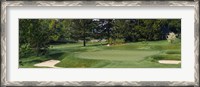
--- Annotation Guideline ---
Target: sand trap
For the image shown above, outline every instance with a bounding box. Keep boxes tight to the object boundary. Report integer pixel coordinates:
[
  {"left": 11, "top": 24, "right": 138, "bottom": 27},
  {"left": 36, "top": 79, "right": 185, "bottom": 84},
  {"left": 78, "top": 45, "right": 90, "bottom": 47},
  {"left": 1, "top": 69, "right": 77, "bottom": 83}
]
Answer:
[
  {"left": 158, "top": 60, "right": 181, "bottom": 64},
  {"left": 34, "top": 60, "right": 61, "bottom": 68}
]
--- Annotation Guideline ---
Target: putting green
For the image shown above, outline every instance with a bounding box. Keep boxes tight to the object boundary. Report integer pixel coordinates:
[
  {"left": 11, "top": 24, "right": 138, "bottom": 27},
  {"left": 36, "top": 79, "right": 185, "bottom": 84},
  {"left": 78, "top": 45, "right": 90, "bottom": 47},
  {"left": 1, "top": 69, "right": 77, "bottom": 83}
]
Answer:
[{"left": 77, "top": 50, "right": 159, "bottom": 62}]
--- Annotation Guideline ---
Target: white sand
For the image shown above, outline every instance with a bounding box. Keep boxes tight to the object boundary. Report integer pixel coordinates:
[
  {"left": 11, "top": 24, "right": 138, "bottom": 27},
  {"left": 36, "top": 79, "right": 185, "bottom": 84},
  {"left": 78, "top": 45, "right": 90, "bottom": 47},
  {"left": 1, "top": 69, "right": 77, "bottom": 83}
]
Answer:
[
  {"left": 158, "top": 60, "right": 181, "bottom": 64},
  {"left": 34, "top": 60, "right": 61, "bottom": 68}
]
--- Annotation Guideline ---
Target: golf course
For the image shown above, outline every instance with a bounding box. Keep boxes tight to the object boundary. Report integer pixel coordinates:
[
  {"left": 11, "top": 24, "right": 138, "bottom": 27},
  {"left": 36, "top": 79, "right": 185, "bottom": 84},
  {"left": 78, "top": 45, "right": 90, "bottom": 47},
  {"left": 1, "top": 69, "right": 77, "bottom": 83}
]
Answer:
[
  {"left": 19, "top": 19, "right": 181, "bottom": 68},
  {"left": 19, "top": 40, "right": 181, "bottom": 68}
]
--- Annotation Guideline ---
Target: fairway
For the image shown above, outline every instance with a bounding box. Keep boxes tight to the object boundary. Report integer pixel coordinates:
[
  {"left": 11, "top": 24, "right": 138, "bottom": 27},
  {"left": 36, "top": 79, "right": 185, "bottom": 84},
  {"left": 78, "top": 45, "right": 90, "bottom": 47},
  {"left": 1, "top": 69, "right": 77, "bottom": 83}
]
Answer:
[
  {"left": 55, "top": 40, "right": 180, "bottom": 68},
  {"left": 19, "top": 40, "right": 181, "bottom": 68}
]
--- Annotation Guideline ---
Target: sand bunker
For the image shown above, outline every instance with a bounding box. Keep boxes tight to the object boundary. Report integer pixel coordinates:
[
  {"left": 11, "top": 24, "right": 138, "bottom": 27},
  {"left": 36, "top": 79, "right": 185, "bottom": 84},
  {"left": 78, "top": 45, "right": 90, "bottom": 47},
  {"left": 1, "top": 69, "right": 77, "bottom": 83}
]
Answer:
[
  {"left": 34, "top": 60, "right": 60, "bottom": 68},
  {"left": 158, "top": 60, "right": 181, "bottom": 64}
]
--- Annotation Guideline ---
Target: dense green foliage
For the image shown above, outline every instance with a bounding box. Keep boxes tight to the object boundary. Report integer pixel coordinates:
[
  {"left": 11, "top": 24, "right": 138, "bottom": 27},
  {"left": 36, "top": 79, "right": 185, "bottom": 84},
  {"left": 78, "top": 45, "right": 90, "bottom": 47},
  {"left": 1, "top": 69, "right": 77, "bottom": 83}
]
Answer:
[{"left": 19, "top": 19, "right": 52, "bottom": 57}]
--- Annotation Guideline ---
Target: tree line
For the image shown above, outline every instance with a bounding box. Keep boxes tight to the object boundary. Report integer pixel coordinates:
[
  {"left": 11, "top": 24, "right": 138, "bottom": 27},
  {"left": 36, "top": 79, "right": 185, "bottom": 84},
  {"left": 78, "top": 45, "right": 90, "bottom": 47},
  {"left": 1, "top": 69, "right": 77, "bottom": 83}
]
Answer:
[{"left": 19, "top": 19, "right": 181, "bottom": 57}]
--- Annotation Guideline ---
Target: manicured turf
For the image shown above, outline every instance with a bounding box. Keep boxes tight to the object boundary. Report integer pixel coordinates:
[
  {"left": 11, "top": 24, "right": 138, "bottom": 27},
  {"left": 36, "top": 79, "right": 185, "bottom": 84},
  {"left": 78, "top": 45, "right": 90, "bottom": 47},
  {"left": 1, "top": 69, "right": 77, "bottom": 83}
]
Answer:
[
  {"left": 77, "top": 50, "right": 158, "bottom": 61},
  {"left": 19, "top": 40, "right": 181, "bottom": 68}
]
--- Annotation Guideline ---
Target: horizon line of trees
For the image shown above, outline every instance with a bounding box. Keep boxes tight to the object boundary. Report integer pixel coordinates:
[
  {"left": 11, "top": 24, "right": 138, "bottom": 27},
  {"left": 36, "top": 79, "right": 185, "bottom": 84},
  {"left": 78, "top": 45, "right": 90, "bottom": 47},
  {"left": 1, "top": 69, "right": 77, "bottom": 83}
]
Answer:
[{"left": 19, "top": 19, "right": 181, "bottom": 57}]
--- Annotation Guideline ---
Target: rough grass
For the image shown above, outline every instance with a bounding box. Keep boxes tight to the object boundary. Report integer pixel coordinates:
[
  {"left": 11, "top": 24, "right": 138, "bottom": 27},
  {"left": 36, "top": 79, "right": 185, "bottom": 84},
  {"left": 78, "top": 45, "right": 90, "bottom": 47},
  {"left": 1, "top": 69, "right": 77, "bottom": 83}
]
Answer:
[
  {"left": 150, "top": 54, "right": 181, "bottom": 60},
  {"left": 55, "top": 53, "right": 110, "bottom": 68},
  {"left": 165, "top": 50, "right": 181, "bottom": 54},
  {"left": 19, "top": 40, "right": 181, "bottom": 68}
]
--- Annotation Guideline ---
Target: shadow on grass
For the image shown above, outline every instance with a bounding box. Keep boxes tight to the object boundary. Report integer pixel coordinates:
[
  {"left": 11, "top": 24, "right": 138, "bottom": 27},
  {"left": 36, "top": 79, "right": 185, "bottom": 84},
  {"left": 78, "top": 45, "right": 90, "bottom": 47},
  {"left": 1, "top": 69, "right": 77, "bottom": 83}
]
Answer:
[
  {"left": 86, "top": 43, "right": 107, "bottom": 47},
  {"left": 29, "top": 60, "right": 44, "bottom": 63},
  {"left": 50, "top": 47, "right": 88, "bottom": 53},
  {"left": 44, "top": 52, "right": 65, "bottom": 60}
]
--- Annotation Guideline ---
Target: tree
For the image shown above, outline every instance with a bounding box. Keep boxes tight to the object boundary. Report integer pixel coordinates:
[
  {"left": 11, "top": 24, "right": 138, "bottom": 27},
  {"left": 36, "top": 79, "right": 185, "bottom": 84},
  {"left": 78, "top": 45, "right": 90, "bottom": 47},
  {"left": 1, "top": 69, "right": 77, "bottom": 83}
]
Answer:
[
  {"left": 19, "top": 19, "right": 34, "bottom": 57},
  {"left": 70, "top": 19, "right": 95, "bottom": 46},
  {"left": 48, "top": 19, "right": 72, "bottom": 44},
  {"left": 159, "top": 19, "right": 181, "bottom": 40},
  {"left": 60, "top": 19, "right": 72, "bottom": 41},
  {"left": 112, "top": 19, "right": 126, "bottom": 39},
  {"left": 95, "top": 19, "right": 114, "bottom": 45},
  {"left": 29, "top": 19, "right": 51, "bottom": 56},
  {"left": 167, "top": 32, "right": 177, "bottom": 43},
  {"left": 111, "top": 19, "right": 133, "bottom": 44},
  {"left": 19, "top": 19, "right": 60, "bottom": 56}
]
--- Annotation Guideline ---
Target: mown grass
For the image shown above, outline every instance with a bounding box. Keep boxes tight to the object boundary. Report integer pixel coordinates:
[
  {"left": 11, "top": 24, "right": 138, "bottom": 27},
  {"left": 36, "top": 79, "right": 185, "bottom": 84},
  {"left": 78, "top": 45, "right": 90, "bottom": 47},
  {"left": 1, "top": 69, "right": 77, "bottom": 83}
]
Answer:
[{"left": 19, "top": 40, "right": 181, "bottom": 68}]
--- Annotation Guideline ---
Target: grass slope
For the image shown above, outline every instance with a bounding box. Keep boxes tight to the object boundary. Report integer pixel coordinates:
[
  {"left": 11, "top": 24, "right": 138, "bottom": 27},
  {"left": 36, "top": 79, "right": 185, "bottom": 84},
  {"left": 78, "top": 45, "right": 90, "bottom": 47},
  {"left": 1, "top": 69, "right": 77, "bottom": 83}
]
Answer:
[{"left": 19, "top": 40, "right": 181, "bottom": 68}]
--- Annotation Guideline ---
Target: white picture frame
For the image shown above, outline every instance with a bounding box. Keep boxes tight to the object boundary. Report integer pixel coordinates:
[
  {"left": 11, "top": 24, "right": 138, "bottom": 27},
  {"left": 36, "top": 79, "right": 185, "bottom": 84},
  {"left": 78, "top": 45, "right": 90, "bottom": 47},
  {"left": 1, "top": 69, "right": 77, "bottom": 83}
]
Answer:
[{"left": 1, "top": 1, "right": 199, "bottom": 87}]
